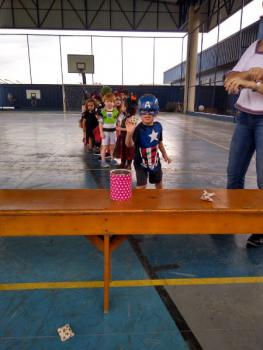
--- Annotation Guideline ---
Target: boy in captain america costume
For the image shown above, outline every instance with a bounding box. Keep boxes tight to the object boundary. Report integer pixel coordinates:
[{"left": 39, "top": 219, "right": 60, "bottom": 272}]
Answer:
[{"left": 125, "top": 94, "right": 171, "bottom": 188}]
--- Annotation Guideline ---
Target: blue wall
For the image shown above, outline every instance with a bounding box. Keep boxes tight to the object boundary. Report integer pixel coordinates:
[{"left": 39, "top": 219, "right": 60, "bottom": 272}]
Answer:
[
  {"left": 0, "top": 84, "right": 63, "bottom": 110},
  {"left": 0, "top": 83, "right": 238, "bottom": 115},
  {"left": 164, "top": 85, "right": 238, "bottom": 115},
  {"left": 195, "top": 86, "right": 227, "bottom": 113},
  {"left": 65, "top": 85, "right": 184, "bottom": 111},
  {"left": 0, "top": 84, "right": 183, "bottom": 111}
]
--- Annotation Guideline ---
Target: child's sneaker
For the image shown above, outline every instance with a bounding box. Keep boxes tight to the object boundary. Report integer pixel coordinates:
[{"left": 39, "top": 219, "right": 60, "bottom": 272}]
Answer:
[
  {"left": 110, "top": 159, "right": 117, "bottom": 165},
  {"left": 93, "top": 147, "right": 100, "bottom": 156},
  {"left": 101, "top": 161, "right": 109, "bottom": 168},
  {"left": 247, "top": 234, "right": 263, "bottom": 247}
]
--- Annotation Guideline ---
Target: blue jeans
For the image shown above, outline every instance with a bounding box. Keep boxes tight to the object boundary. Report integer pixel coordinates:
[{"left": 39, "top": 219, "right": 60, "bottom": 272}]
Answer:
[{"left": 227, "top": 112, "right": 263, "bottom": 189}]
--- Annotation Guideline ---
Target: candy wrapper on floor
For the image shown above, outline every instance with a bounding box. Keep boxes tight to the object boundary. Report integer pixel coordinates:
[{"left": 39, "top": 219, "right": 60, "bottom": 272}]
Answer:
[
  {"left": 200, "top": 190, "right": 215, "bottom": 202},
  {"left": 57, "top": 324, "right": 75, "bottom": 342}
]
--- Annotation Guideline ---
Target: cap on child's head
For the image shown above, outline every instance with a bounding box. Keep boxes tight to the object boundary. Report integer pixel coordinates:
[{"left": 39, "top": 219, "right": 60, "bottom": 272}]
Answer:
[
  {"left": 138, "top": 94, "right": 159, "bottom": 116},
  {"left": 100, "top": 85, "right": 112, "bottom": 96}
]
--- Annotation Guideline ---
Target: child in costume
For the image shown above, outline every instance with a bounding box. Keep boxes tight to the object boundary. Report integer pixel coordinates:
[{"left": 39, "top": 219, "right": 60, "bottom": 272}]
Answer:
[
  {"left": 125, "top": 94, "right": 171, "bottom": 188},
  {"left": 97, "top": 93, "right": 119, "bottom": 168},
  {"left": 114, "top": 93, "right": 123, "bottom": 114},
  {"left": 82, "top": 99, "right": 98, "bottom": 151},
  {"left": 89, "top": 92, "right": 103, "bottom": 155},
  {"left": 79, "top": 97, "right": 88, "bottom": 145},
  {"left": 115, "top": 97, "right": 137, "bottom": 169}
]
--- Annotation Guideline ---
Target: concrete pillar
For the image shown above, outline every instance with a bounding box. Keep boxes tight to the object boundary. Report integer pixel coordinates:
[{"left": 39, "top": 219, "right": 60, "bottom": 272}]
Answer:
[{"left": 183, "top": 6, "right": 200, "bottom": 113}]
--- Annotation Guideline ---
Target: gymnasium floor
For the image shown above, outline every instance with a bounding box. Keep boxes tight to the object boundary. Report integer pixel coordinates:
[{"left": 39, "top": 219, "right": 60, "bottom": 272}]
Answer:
[{"left": 0, "top": 111, "right": 262, "bottom": 350}]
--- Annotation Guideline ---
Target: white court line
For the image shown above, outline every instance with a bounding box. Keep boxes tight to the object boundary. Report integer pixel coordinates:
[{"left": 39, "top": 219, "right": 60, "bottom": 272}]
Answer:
[
  {"left": 164, "top": 119, "right": 230, "bottom": 151},
  {"left": 163, "top": 118, "right": 256, "bottom": 165}
]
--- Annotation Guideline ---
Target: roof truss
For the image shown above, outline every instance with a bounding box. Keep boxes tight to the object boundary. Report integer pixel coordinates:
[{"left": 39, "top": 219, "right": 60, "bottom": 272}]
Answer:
[{"left": 0, "top": 0, "right": 253, "bottom": 32}]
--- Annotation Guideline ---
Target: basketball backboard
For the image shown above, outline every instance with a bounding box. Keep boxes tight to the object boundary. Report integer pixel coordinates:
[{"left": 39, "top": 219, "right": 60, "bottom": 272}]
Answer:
[
  {"left": 26, "top": 90, "right": 41, "bottom": 99},
  {"left": 67, "top": 54, "right": 94, "bottom": 74}
]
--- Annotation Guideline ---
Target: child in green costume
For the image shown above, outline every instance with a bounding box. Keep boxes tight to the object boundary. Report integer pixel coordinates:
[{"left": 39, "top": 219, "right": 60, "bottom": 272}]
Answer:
[{"left": 97, "top": 93, "right": 119, "bottom": 168}]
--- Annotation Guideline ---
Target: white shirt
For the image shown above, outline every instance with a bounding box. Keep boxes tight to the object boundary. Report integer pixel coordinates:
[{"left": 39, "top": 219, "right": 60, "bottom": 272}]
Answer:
[{"left": 232, "top": 40, "right": 263, "bottom": 115}]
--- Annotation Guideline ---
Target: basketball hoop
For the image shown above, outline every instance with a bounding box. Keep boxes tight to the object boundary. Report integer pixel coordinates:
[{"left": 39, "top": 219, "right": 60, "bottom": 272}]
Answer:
[{"left": 67, "top": 54, "right": 94, "bottom": 85}]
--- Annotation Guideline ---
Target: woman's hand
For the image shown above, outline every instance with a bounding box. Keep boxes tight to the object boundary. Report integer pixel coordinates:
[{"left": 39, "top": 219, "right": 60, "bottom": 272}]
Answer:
[
  {"left": 225, "top": 76, "right": 260, "bottom": 93},
  {"left": 224, "top": 77, "right": 244, "bottom": 94},
  {"left": 247, "top": 67, "right": 263, "bottom": 81},
  {"left": 224, "top": 77, "right": 255, "bottom": 94}
]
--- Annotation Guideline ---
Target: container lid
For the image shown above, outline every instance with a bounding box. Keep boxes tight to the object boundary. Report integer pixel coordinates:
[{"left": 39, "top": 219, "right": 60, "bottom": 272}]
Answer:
[{"left": 110, "top": 169, "right": 131, "bottom": 175}]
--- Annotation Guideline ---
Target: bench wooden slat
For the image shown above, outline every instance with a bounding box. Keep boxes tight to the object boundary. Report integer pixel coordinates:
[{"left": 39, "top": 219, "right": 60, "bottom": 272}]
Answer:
[
  {"left": 0, "top": 189, "right": 263, "bottom": 235},
  {"left": 0, "top": 188, "right": 263, "bottom": 212},
  {"left": 0, "top": 211, "right": 263, "bottom": 236}
]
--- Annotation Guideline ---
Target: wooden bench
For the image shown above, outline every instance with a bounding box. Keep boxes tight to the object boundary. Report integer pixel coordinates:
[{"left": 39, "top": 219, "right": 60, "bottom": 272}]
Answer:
[{"left": 0, "top": 188, "right": 263, "bottom": 313}]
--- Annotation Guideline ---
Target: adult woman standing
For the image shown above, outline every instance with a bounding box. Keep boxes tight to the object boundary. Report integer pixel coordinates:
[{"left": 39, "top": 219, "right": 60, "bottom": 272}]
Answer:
[{"left": 224, "top": 39, "right": 263, "bottom": 247}]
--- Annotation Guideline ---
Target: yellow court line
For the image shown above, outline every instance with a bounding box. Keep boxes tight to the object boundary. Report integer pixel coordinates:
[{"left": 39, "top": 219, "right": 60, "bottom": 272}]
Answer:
[
  {"left": 111, "top": 276, "right": 263, "bottom": 287},
  {"left": 1, "top": 276, "right": 263, "bottom": 291},
  {"left": 0, "top": 281, "right": 103, "bottom": 290}
]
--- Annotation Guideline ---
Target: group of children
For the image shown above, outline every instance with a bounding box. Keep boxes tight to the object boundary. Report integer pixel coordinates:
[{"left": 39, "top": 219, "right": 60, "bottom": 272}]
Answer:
[{"left": 80, "top": 89, "right": 171, "bottom": 188}]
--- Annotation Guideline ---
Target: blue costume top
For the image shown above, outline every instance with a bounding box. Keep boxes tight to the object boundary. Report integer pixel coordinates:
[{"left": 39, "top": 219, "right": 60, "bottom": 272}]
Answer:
[{"left": 132, "top": 121, "right": 163, "bottom": 171}]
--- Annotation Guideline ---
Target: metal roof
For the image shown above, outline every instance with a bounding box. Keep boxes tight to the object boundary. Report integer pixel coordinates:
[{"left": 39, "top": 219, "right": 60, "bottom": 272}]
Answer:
[{"left": 0, "top": 0, "right": 254, "bottom": 32}]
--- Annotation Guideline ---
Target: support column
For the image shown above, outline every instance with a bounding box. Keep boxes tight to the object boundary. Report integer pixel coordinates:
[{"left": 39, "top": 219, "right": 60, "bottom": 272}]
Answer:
[
  {"left": 183, "top": 6, "right": 200, "bottom": 113},
  {"left": 59, "top": 36, "right": 66, "bottom": 113}
]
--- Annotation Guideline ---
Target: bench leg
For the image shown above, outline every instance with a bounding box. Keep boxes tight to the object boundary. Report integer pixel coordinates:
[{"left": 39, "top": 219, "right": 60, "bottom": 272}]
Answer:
[
  {"left": 110, "top": 235, "right": 128, "bottom": 253},
  {"left": 84, "top": 235, "right": 104, "bottom": 252},
  {"left": 103, "top": 234, "right": 110, "bottom": 313}
]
